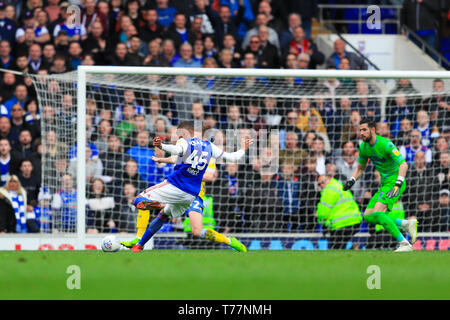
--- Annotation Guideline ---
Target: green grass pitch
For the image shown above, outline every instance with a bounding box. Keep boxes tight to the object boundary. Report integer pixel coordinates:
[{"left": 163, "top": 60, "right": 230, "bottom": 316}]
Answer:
[{"left": 1, "top": 250, "right": 449, "bottom": 300}]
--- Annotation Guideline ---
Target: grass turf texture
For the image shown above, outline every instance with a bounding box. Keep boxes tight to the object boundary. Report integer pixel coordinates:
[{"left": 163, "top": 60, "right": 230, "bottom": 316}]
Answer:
[{"left": 1, "top": 250, "right": 449, "bottom": 300}]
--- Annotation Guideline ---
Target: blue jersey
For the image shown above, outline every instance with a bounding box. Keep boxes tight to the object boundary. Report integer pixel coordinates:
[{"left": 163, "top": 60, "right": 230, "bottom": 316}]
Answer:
[
  {"left": 167, "top": 137, "right": 213, "bottom": 196},
  {"left": 402, "top": 144, "right": 429, "bottom": 164},
  {"left": 0, "top": 157, "right": 10, "bottom": 186},
  {"left": 156, "top": 7, "right": 178, "bottom": 28},
  {"left": 34, "top": 206, "right": 52, "bottom": 233}
]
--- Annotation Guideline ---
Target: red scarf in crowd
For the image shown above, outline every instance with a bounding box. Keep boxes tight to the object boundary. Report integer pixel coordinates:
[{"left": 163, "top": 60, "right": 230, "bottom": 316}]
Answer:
[{"left": 289, "top": 38, "right": 310, "bottom": 56}]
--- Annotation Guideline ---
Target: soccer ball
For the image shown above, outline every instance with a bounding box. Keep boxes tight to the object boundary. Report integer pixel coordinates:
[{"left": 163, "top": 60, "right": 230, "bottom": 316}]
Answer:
[{"left": 101, "top": 235, "right": 121, "bottom": 252}]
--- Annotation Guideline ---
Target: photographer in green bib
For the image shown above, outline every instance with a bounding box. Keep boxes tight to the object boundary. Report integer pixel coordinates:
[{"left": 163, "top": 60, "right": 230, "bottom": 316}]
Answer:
[
  {"left": 183, "top": 195, "right": 216, "bottom": 233},
  {"left": 316, "top": 174, "right": 362, "bottom": 249}
]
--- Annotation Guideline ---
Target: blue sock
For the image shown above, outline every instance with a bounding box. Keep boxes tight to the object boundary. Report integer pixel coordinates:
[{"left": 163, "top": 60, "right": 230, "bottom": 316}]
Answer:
[
  {"left": 396, "top": 233, "right": 406, "bottom": 242},
  {"left": 138, "top": 214, "right": 167, "bottom": 246}
]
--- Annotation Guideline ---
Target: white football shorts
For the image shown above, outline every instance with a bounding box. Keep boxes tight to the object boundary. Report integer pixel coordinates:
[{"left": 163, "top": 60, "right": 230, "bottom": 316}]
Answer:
[{"left": 138, "top": 180, "right": 196, "bottom": 218}]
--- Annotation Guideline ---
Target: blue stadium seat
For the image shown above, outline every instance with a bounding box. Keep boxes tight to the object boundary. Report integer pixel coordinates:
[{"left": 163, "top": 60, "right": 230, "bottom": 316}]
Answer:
[
  {"left": 441, "top": 37, "right": 450, "bottom": 52},
  {"left": 248, "top": 240, "right": 261, "bottom": 250},
  {"left": 444, "top": 52, "right": 450, "bottom": 64},
  {"left": 381, "top": 8, "right": 399, "bottom": 34},
  {"left": 441, "top": 37, "right": 450, "bottom": 67},
  {"left": 347, "top": 8, "right": 399, "bottom": 34},
  {"left": 269, "top": 240, "right": 284, "bottom": 250},
  {"left": 345, "top": 8, "right": 360, "bottom": 34}
]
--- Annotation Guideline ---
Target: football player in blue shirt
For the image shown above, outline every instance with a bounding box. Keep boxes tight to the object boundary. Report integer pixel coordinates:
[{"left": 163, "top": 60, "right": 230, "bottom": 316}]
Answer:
[{"left": 130, "top": 121, "right": 252, "bottom": 252}]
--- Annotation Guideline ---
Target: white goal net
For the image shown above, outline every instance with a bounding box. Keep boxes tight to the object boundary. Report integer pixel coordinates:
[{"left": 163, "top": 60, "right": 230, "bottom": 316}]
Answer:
[{"left": 27, "top": 67, "right": 450, "bottom": 251}]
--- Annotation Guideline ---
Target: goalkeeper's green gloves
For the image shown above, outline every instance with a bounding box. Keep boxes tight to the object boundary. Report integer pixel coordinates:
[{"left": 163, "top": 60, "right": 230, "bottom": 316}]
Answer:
[{"left": 386, "top": 178, "right": 404, "bottom": 199}]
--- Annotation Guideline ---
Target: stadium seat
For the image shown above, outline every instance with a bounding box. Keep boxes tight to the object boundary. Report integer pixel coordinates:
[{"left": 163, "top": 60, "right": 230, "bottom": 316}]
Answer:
[
  {"left": 441, "top": 37, "right": 450, "bottom": 52},
  {"left": 347, "top": 8, "right": 398, "bottom": 34},
  {"left": 317, "top": 240, "right": 328, "bottom": 250},
  {"left": 441, "top": 37, "right": 450, "bottom": 67},
  {"left": 269, "top": 240, "right": 284, "bottom": 250},
  {"left": 345, "top": 8, "right": 360, "bottom": 34},
  {"left": 248, "top": 240, "right": 262, "bottom": 250}
]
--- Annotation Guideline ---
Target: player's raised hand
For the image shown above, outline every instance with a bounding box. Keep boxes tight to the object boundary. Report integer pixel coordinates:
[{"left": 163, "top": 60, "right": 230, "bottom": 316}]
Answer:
[
  {"left": 343, "top": 177, "right": 356, "bottom": 191},
  {"left": 152, "top": 156, "right": 163, "bottom": 163},
  {"left": 153, "top": 136, "right": 162, "bottom": 149},
  {"left": 386, "top": 179, "right": 403, "bottom": 198},
  {"left": 241, "top": 138, "right": 254, "bottom": 151}
]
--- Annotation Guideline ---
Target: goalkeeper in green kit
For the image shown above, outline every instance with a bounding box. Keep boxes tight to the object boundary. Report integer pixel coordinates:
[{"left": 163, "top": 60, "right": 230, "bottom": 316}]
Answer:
[{"left": 343, "top": 118, "right": 418, "bottom": 252}]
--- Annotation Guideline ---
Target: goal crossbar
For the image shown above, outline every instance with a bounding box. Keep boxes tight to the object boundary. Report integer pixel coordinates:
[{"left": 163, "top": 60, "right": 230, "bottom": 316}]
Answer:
[{"left": 78, "top": 66, "right": 450, "bottom": 79}]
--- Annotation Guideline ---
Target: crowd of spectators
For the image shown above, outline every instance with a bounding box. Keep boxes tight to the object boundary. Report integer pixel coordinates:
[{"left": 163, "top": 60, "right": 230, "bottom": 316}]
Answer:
[{"left": 0, "top": 0, "right": 448, "bottom": 240}]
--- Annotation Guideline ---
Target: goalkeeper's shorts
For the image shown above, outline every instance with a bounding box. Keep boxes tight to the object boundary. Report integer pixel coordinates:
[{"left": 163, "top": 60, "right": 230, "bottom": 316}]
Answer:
[{"left": 366, "top": 180, "right": 406, "bottom": 212}]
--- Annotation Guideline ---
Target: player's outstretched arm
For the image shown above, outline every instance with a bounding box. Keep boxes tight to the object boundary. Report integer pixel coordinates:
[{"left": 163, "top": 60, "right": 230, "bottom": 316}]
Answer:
[
  {"left": 241, "top": 138, "right": 254, "bottom": 152},
  {"left": 155, "top": 137, "right": 189, "bottom": 157},
  {"left": 212, "top": 138, "right": 254, "bottom": 162},
  {"left": 343, "top": 162, "right": 367, "bottom": 191},
  {"left": 152, "top": 155, "right": 177, "bottom": 164}
]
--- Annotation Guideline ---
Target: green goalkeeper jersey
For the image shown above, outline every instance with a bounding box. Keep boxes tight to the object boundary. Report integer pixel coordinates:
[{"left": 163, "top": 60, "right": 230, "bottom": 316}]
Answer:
[{"left": 358, "top": 135, "right": 405, "bottom": 186}]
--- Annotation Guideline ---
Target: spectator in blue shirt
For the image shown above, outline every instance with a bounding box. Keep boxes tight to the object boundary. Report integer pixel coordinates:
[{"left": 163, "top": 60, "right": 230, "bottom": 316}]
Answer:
[
  {"left": 4, "top": 84, "right": 28, "bottom": 117},
  {"left": 352, "top": 81, "right": 381, "bottom": 123},
  {"left": 207, "top": 1, "right": 244, "bottom": 47},
  {"left": 273, "top": 159, "right": 301, "bottom": 232},
  {"left": 0, "top": 137, "right": 17, "bottom": 185},
  {"left": 69, "top": 142, "right": 99, "bottom": 161},
  {"left": 172, "top": 42, "right": 202, "bottom": 68},
  {"left": 51, "top": 173, "right": 78, "bottom": 233},
  {"left": 27, "top": 43, "right": 50, "bottom": 74},
  {"left": 386, "top": 91, "right": 415, "bottom": 137},
  {"left": 163, "top": 12, "right": 193, "bottom": 51},
  {"left": 155, "top": 0, "right": 178, "bottom": 28},
  {"left": 114, "top": 88, "right": 145, "bottom": 123},
  {"left": 220, "top": 0, "right": 253, "bottom": 43},
  {"left": 0, "top": 72, "right": 17, "bottom": 104},
  {"left": 325, "top": 39, "right": 367, "bottom": 70},
  {"left": 67, "top": 41, "right": 83, "bottom": 70},
  {"left": 414, "top": 109, "right": 439, "bottom": 148},
  {"left": 0, "top": 40, "right": 13, "bottom": 69},
  {"left": 34, "top": 186, "right": 53, "bottom": 233},
  {"left": 0, "top": 2, "right": 17, "bottom": 44},
  {"left": 126, "top": 130, "right": 158, "bottom": 184}
]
